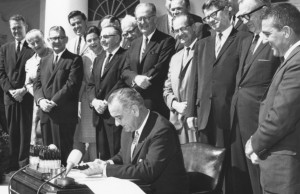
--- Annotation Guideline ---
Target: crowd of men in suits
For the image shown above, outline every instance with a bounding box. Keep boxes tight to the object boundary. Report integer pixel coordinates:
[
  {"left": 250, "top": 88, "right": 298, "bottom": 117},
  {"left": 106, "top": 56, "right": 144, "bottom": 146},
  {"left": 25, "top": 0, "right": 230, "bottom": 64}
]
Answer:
[{"left": 1, "top": 0, "right": 300, "bottom": 193}]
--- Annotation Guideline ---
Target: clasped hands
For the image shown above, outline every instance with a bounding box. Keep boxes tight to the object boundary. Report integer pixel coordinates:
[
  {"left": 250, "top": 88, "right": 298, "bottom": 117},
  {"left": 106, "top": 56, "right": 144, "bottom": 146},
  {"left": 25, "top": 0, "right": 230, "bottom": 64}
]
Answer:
[
  {"left": 80, "top": 159, "right": 107, "bottom": 176},
  {"left": 39, "top": 99, "right": 57, "bottom": 112},
  {"left": 134, "top": 75, "right": 152, "bottom": 89},
  {"left": 9, "top": 87, "right": 27, "bottom": 102},
  {"left": 91, "top": 99, "right": 107, "bottom": 114}
]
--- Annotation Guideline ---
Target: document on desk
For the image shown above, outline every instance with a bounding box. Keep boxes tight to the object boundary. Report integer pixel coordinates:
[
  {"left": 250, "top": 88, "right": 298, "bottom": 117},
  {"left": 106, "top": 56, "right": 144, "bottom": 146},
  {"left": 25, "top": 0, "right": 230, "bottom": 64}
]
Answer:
[{"left": 68, "top": 170, "right": 145, "bottom": 194}]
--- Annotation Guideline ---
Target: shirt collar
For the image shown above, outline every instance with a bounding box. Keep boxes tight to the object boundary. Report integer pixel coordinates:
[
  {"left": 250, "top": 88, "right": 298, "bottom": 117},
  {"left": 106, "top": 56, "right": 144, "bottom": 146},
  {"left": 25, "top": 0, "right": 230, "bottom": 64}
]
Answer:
[
  {"left": 185, "top": 38, "right": 197, "bottom": 50},
  {"left": 284, "top": 40, "right": 300, "bottom": 61},
  {"left": 15, "top": 39, "right": 25, "bottom": 49},
  {"left": 53, "top": 48, "right": 66, "bottom": 60},
  {"left": 107, "top": 46, "right": 120, "bottom": 56},
  {"left": 135, "top": 110, "right": 150, "bottom": 139},
  {"left": 143, "top": 29, "right": 156, "bottom": 43},
  {"left": 217, "top": 25, "right": 233, "bottom": 41}
]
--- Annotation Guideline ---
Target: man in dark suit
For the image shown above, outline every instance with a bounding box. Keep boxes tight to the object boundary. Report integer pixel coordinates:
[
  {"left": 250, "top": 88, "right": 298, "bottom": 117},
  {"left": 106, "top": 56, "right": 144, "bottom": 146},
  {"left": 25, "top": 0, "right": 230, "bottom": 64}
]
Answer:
[
  {"left": 123, "top": 3, "right": 175, "bottom": 119},
  {"left": 186, "top": 0, "right": 251, "bottom": 147},
  {"left": 245, "top": 3, "right": 300, "bottom": 193},
  {"left": 0, "top": 15, "right": 34, "bottom": 172},
  {"left": 228, "top": 1, "right": 280, "bottom": 194},
  {"left": 87, "top": 26, "right": 128, "bottom": 160},
  {"left": 34, "top": 26, "right": 83, "bottom": 165},
  {"left": 82, "top": 88, "right": 189, "bottom": 194}
]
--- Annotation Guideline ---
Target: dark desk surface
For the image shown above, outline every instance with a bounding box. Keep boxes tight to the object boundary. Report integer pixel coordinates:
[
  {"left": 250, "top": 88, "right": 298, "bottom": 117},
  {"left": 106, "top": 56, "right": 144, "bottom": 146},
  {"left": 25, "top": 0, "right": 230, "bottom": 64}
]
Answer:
[{"left": 10, "top": 170, "right": 153, "bottom": 194}]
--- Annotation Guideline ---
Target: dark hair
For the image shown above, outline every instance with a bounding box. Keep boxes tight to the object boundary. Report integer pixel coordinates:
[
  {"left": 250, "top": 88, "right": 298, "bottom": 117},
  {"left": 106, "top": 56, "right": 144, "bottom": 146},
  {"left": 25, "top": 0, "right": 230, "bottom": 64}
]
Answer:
[
  {"left": 173, "top": 13, "right": 195, "bottom": 26},
  {"left": 262, "top": 3, "right": 300, "bottom": 35},
  {"left": 135, "top": 3, "right": 157, "bottom": 16},
  {"left": 108, "top": 88, "right": 145, "bottom": 109},
  {"left": 9, "top": 14, "right": 26, "bottom": 23},
  {"left": 85, "top": 26, "right": 100, "bottom": 39},
  {"left": 68, "top": 10, "right": 87, "bottom": 23},
  {"left": 99, "top": 15, "right": 121, "bottom": 29},
  {"left": 202, "top": 0, "right": 229, "bottom": 11},
  {"left": 182, "top": 0, "right": 190, "bottom": 9},
  {"left": 49, "top": 26, "right": 66, "bottom": 36}
]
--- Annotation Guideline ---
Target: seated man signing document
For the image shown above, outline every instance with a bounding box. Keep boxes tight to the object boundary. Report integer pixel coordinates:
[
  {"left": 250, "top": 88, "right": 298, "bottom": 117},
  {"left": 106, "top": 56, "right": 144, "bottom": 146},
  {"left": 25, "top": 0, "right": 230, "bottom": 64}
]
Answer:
[{"left": 81, "top": 88, "right": 188, "bottom": 194}]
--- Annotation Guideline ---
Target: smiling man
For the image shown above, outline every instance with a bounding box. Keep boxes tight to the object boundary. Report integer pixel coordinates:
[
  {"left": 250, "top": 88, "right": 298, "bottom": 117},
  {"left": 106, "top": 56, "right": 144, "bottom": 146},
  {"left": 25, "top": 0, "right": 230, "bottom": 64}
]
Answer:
[
  {"left": 0, "top": 14, "right": 34, "bottom": 173},
  {"left": 163, "top": 13, "right": 198, "bottom": 144},
  {"left": 87, "top": 25, "right": 128, "bottom": 160},
  {"left": 122, "top": 3, "right": 175, "bottom": 119},
  {"left": 33, "top": 26, "right": 83, "bottom": 166},
  {"left": 245, "top": 3, "right": 300, "bottom": 193},
  {"left": 67, "top": 10, "right": 88, "bottom": 55}
]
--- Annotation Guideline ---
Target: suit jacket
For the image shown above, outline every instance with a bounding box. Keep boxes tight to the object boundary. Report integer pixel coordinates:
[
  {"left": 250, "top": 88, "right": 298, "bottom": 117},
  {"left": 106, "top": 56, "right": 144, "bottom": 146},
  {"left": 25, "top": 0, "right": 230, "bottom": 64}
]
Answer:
[
  {"left": 87, "top": 47, "right": 128, "bottom": 126},
  {"left": 186, "top": 28, "right": 251, "bottom": 132},
  {"left": 107, "top": 111, "right": 189, "bottom": 194},
  {"left": 67, "top": 36, "right": 88, "bottom": 56},
  {"left": 34, "top": 49, "right": 83, "bottom": 124},
  {"left": 163, "top": 45, "right": 195, "bottom": 129},
  {"left": 0, "top": 41, "right": 34, "bottom": 105},
  {"left": 123, "top": 30, "right": 175, "bottom": 117},
  {"left": 234, "top": 19, "right": 249, "bottom": 32},
  {"left": 251, "top": 46, "right": 300, "bottom": 193},
  {"left": 230, "top": 35, "right": 280, "bottom": 142}
]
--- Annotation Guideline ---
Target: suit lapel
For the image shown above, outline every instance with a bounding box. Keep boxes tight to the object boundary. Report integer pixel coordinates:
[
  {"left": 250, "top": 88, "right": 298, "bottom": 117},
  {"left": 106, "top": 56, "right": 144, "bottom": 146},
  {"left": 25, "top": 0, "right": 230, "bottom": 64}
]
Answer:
[
  {"left": 140, "top": 30, "right": 160, "bottom": 63},
  {"left": 131, "top": 112, "right": 154, "bottom": 162},
  {"left": 240, "top": 42, "right": 268, "bottom": 83},
  {"left": 215, "top": 28, "right": 236, "bottom": 63},
  {"left": 9, "top": 42, "right": 17, "bottom": 65},
  {"left": 207, "top": 35, "right": 217, "bottom": 66}
]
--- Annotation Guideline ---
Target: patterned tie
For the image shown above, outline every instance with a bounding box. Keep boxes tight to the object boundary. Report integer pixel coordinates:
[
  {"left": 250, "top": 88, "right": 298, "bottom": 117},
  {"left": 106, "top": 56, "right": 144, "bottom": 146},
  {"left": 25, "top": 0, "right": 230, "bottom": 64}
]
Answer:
[
  {"left": 77, "top": 36, "right": 82, "bottom": 55},
  {"left": 250, "top": 34, "right": 260, "bottom": 54},
  {"left": 131, "top": 130, "right": 140, "bottom": 160},
  {"left": 101, "top": 53, "right": 112, "bottom": 77},
  {"left": 215, "top": 32, "right": 223, "bottom": 57}
]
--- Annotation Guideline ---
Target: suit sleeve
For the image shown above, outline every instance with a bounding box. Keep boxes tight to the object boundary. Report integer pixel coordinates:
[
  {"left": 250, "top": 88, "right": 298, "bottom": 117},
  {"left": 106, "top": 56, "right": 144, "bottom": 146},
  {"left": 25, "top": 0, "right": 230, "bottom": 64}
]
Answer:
[
  {"left": 51, "top": 56, "right": 83, "bottom": 105},
  {"left": 106, "top": 125, "right": 177, "bottom": 183},
  {"left": 252, "top": 60, "right": 300, "bottom": 155},
  {"left": 0, "top": 45, "right": 14, "bottom": 92},
  {"left": 163, "top": 57, "right": 177, "bottom": 110}
]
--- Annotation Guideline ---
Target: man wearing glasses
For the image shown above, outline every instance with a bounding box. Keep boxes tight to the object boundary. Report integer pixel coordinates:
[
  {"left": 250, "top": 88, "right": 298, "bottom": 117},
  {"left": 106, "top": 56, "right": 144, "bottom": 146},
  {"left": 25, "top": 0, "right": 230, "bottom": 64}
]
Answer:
[
  {"left": 87, "top": 25, "right": 128, "bottom": 160},
  {"left": 185, "top": 0, "right": 251, "bottom": 166},
  {"left": 228, "top": 0, "right": 281, "bottom": 194},
  {"left": 163, "top": 13, "right": 198, "bottom": 144},
  {"left": 34, "top": 26, "right": 83, "bottom": 166},
  {"left": 123, "top": 3, "right": 175, "bottom": 119},
  {"left": 120, "top": 15, "right": 142, "bottom": 49}
]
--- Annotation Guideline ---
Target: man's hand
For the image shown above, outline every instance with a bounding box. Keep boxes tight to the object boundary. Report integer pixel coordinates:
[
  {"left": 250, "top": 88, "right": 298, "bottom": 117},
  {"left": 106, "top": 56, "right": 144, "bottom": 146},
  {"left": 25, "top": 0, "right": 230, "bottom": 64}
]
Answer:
[
  {"left": 91, "top": 99, "right": 107, "bottom": 114},
  {"left": 9, "top": 88, "right": 27, "bottom": 102},
  {"left": 134, "top": 75, "right": 152, "bottom": 89},
  {"left": 245, "top": 137, "right": 254, "bottom": 159},
  {"left": 172, "top": 101, "right": 187, "bottom": 115},
  {"left": 39, "top": 99, "right": 56, "bottom": 112},
  {"left": 186, "top": 117, "right": 197, "bottom": 130},
  {"left": 80, "top": 159, "right": 106, "bottom": 176},
  {"left": 249, "top": 152, "right": 260, "bottom": 164}
]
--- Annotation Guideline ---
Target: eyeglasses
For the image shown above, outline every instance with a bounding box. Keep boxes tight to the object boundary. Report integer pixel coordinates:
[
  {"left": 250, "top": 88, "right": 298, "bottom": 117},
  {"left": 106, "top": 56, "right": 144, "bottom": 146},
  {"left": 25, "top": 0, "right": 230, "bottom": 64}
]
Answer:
[
  {"left": 100, "top": 34, "right": 118, "bottom": 39},
  {"left": 203, "top": 8, "right": 224, "bottom": 23},
  {"left": 49, "top": 36, "right": 66, "bottom": 41},
  {"left": 237, "top": 5, "right": 265, "bottom": 21},
  {"left": 136, "top": 15, "right": 155, "bottom": 23},
  {"left": 173, "top": 25, "right": 191, "bottom": 34},
  {"left": 122, "top": 26, "right": 138, "bottom": 37}
]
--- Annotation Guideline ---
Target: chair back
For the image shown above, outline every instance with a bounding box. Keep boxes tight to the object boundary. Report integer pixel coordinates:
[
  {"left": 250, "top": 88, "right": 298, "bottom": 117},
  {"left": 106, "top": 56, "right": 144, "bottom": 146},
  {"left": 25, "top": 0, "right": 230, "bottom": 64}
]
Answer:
[{"left": 181, "top": 142, "right": 225, "bottom": 193}]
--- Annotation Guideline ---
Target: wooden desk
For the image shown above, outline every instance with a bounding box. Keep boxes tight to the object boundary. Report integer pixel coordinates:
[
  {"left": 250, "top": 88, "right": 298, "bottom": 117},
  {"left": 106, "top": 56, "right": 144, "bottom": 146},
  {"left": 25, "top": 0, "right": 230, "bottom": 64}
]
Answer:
[{"left": 10, "top": 170, "right": 153, "bottom": 194}]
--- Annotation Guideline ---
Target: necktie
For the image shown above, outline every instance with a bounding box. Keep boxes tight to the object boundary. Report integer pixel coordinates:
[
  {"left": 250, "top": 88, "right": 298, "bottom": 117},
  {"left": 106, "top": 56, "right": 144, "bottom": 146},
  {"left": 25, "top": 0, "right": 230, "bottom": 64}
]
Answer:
[
  {"left": 52, "top": 55, "right": 59, "bottom": 70},
  {"left": 16, "top": 41, "right": 21, "bottom": 57},
  {"left": 77, "top": 36, "right": 82, "bottom": 55},
  {"left": 131, "top": 130, "right": 140, "bottom": 160},
  {"left": 250, "top": 34, "right": 260, "bottom": 54},
  {"left": 185, "top": 47, "right": 190, "bottom": 60},
  {"left": 215, "top": 33, "right": 223, "bottom": 57},
  {"left": 140, "top": 37, "right": 148, "bottom": 63},
  {"left": 101, "top": 53, "right": 112, "bottom": 77}
]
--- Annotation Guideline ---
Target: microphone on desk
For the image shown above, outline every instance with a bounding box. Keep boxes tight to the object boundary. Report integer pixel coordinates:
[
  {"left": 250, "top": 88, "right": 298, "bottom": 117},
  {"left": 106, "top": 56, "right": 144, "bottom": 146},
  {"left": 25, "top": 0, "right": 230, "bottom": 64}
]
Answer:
[{"left": 65, "top": 149, "right": 83, "bottom": 177}]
